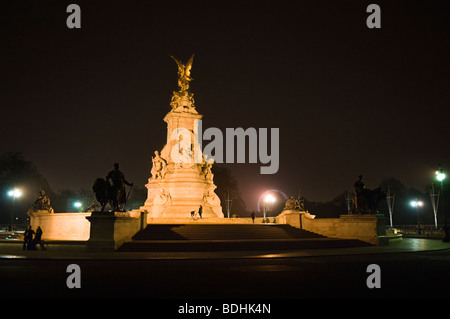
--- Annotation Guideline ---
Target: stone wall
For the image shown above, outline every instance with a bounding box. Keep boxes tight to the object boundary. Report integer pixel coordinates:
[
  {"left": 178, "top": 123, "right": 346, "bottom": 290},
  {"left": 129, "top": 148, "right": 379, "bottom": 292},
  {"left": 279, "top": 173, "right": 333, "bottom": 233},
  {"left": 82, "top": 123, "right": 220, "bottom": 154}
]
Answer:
[
  {"left": 29, "top": 211, "right": 91, "bottom": 241},
  {"left": 29, "top": 210, "right": 146, "bottom": 249},
  {"left": 277, "top": 210, "right": 388, "bottom": 245}
]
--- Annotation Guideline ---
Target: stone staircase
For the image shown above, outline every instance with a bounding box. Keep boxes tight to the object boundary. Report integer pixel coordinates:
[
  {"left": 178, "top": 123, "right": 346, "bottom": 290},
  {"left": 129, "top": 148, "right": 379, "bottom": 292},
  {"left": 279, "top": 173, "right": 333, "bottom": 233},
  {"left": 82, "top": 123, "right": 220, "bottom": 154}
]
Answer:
[{"left": 118, "top": 224, "right": 369, "bottom": 251}]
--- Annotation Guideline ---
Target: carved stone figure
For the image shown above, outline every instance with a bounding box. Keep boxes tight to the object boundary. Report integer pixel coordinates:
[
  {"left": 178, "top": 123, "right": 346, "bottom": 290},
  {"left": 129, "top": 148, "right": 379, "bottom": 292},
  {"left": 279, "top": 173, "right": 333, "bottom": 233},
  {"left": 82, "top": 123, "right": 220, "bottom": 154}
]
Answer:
[
  {"left": 202, "top": 155, "right": 215, "bottom": 181},
  {"left": 151, "top": 151, "right": 167, "bottom": 179},
  {"left": 295, "top": 195, "right": 305, "bottom": 211},
  {"left": 32, "top": 190, "right": 53, "bottom": 213},
  {"left": 283, "top": 195, "right": 305, "bottom": 211},
  {"left": 283, "top": 196, "right": 297, "bottom": 210},
  {"left": 203, "top": 189, "right": 220, "bottom": 206},
  {"left": 153, "top": 187, "right": 172, "bottom": 207},
  {"left": 176, "top": 135, "right": 193, "bottom": 167}
]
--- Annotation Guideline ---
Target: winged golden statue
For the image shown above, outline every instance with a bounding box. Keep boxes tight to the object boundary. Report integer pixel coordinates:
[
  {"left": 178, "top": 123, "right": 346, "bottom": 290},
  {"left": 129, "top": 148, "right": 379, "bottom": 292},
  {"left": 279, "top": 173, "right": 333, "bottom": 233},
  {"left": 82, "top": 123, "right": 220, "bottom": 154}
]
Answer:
[{"left": 171, "top": 54, "right": 194, "bottom": 92}]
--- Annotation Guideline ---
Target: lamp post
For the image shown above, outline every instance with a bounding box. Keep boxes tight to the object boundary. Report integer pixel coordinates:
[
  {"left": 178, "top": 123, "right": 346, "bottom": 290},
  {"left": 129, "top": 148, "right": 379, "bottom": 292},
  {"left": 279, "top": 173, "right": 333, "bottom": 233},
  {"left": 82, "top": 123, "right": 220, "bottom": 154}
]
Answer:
[
  {"left": 8, "top": 188, "right": 22, "bottom": 227},
  {"left": 410, "top": 199, "right": 423, "bottom": 235},
  {"left": 264, "top": 194, "right": 276, "bottom": 219},
  {"left": 225, "top": 189, "right": 232, "bottom": 218},
  {"left": 345, "top": 191, "right": 353, "bottom": 214},
  {"left": 429, "top": 183, "right": 440, "bottom": 229},
  {"left": 386, "top": 186, "right": 395, "bottom": 228},
  {"left": 435, "top": 165, "right": 448, "bottom": 242}
]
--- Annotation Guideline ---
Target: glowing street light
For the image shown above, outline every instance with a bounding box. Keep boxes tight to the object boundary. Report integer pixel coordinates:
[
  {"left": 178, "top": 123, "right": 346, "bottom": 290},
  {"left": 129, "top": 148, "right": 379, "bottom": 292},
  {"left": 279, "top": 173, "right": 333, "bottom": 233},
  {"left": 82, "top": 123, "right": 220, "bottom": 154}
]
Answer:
[
  {"left": 73, "top": 201, "right": 82, "bottom": 212},
  {"left": 263, "top": 194, "right": 276, "bottom": 218},
  {"left": 436, "top": 170, "right": 446, "bottom": 182},
  {"left": 410, "top": 199, "right": 424, "bottom": 208},
  {"left": 8, "top": 188, "right": 22, "bottom": 226},
  {"left": 264, "top": 194, "right": 276, "bottom": 204},
  {"left": 410, "top": 199, "right": 423, "bottom": 234},
  {"left": 8, "top": 189, "right": 22, "bottom": 199}
]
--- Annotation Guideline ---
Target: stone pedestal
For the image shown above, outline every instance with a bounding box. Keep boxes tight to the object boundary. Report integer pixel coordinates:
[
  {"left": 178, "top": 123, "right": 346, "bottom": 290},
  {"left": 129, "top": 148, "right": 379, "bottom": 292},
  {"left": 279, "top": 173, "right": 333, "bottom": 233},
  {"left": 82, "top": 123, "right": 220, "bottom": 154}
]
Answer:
[
  {"left": 86, "top": 212, "right": 117, "bottom": 251},
  {"left": 276, "top": 209, "right": 316, "bottom": 229},
  {"left": 86, "top": 211, "right": 144, "bottom": 251}
]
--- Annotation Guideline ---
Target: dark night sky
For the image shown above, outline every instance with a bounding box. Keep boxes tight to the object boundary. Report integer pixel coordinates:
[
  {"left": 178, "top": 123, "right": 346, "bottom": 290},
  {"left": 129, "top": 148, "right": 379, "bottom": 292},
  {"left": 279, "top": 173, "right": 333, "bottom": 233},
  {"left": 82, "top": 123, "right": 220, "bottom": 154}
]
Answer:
[{"left": 1, "top": 0, "right": 449, "bottom": 211}]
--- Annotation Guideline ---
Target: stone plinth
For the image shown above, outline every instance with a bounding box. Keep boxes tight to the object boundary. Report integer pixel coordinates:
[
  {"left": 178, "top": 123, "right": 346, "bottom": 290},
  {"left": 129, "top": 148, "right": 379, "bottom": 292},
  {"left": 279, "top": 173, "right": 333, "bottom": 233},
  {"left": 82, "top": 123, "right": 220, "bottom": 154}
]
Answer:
[
  {"left": 276, "top": 209, "right": 316, "bottom": 229},
  {"left": 86, "top": 211, "right": 145, "bottom": 251}
]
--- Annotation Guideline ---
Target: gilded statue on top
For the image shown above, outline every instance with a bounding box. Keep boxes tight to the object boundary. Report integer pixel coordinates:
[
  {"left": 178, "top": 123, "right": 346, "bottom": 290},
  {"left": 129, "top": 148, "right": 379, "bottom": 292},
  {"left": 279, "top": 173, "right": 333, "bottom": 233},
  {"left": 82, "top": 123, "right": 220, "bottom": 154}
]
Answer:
[
  {"left": 170, "top": 54, "right": 197, "bottom": 113},
  {"left": 171, "top": 54, "right": 194, "bottom": 92}
]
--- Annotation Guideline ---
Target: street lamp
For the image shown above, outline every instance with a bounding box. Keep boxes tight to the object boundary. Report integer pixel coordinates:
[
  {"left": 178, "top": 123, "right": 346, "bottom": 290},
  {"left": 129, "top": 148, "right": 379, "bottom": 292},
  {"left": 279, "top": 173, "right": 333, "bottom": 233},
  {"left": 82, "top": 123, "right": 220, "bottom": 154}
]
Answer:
[
  {"left": 263, "top": 194, "right": 276, "bottom": 218},
  {"left": 8, "top": 188, "right": 23, "bottom": 226},
  {"left": 73, "top": 201, "right": 82, "bottom": 212},
  {"left": 410, "top": 199, "right": 424, "bottom": 234},
  {"left": 435, "top": 165, "right": 448, "bottom": 242},
  {"left": 436, "top": 169, "right": 446, "bottom": 183},
  {"left": 386, "top": 186, "right": 395, "bottom": 228}
]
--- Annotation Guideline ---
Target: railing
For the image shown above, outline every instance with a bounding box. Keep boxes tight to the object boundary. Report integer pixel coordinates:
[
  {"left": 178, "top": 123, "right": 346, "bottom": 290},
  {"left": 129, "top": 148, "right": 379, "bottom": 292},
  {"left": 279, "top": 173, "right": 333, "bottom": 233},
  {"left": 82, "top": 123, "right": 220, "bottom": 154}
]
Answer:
[{"left": 391, "top": 225, "right": 445, "bottom": 239}]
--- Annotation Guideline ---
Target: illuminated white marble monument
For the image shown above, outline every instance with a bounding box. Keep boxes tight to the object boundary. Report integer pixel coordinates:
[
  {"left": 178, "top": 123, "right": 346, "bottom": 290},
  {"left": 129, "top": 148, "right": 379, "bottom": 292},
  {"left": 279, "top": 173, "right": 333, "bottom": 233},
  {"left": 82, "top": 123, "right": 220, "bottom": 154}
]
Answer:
[{"left": 140, "top": 55, "right": 224, "bottom": 219}]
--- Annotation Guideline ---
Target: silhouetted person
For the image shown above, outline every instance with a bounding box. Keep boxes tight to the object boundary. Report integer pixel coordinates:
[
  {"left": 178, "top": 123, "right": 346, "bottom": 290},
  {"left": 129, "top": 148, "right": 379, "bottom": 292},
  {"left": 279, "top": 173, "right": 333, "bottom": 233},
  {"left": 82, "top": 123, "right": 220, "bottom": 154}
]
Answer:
[
  {"left": 31, "top": 226, "right": 44, "bottom": 250},
  {"left": 198, "top": 205, "right": 203, "bottom": 218},
  {"left": 251, "top": 211, "right": 256, "bottom": 223},
  {"left": 23, "top": 226, "right": 35, "bottom": 250}
]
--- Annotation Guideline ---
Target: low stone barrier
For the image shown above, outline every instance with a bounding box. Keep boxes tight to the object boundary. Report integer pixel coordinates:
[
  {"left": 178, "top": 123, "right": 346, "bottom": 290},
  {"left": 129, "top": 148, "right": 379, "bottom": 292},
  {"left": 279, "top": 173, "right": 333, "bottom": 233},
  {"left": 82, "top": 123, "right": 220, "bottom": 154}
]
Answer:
[
  {"left": 29, "top": 211, "right": 91, "bottom": 241},
  {"left": 29, "top": 210, "right": 148, "bottom": 250},
  {"left": 277, "top": 210, "right": 388, "bottom": 245}
]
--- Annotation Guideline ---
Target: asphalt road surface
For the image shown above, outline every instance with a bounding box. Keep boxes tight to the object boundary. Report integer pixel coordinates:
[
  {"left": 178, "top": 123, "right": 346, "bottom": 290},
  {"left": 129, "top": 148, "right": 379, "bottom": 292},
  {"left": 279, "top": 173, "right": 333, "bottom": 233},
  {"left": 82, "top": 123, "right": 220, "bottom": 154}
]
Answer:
[{"left": 1, "top": 249, "right": 449, "bottom": 300}]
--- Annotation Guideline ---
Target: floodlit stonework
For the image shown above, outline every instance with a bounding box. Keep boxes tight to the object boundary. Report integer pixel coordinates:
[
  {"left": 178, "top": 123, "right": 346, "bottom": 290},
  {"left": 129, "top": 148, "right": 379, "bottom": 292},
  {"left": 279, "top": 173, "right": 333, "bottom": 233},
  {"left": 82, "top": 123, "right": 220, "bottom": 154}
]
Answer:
[{"left": 140, "top": 55, "right": 223, "bottom": 219}]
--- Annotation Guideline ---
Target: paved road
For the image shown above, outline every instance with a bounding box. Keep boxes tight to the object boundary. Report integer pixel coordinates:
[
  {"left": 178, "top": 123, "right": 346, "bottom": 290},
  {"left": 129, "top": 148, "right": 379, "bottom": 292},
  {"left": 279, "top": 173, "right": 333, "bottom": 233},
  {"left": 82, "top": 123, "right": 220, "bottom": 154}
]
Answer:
[{"left": 1, "top": 245, "right": 449, "bottom": 300}]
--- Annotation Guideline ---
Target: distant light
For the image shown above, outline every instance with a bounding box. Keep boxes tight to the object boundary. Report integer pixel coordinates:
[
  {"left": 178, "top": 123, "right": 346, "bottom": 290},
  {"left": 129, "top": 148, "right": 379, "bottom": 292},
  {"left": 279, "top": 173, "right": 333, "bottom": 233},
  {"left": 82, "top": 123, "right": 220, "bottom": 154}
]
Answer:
[
  {"left": 410, "top": 200, "right": 423, "bottom": 207},
  {"left": 435, "top": 171, "right": 446, "bottom": 182},
  {"left": 8, "top": 189, "right": 22, "bottom": 198},
  {"left": 264, "top": 194, "right": 276, "bottom": 203},
  {"left": 73, "top": 201, "right": 82, "bottom": 208}
]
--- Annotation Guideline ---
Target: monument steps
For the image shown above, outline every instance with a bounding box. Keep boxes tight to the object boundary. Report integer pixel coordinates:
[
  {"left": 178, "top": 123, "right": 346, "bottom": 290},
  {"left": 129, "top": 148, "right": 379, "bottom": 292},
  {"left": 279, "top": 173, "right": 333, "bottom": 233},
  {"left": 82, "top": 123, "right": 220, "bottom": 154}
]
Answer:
[
  {"left": 131, "top": 224, "right": 324, "bottom": 240},
  {"left": 118, "top": 224, "right": 370, "bottom": 251}
]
